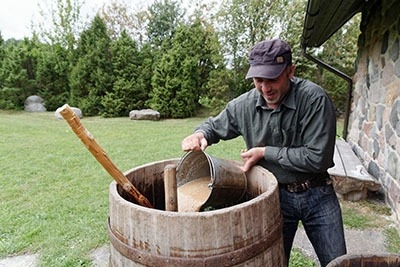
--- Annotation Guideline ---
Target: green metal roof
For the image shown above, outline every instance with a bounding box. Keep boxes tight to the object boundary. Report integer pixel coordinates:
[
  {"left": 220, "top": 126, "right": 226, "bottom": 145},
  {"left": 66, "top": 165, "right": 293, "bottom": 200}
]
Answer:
[{"left": 301, "top": 0, "right": 367, "bottom": 48}]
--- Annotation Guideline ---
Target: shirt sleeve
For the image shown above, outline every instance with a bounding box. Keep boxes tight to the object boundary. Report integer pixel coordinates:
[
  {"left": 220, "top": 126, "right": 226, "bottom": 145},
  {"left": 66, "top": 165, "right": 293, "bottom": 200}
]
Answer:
[
  {"left": 264, "top": 95, "right": 336, "bottom": 173},
  {"left": 195, "top": 102, "right": 241, "bottom": 145}
]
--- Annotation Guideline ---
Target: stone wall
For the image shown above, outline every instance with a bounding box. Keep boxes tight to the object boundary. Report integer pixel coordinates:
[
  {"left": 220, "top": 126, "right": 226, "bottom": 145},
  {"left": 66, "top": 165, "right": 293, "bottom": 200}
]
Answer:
[{"left": 349, "top": 0, "right": 400, "bottom": 223}]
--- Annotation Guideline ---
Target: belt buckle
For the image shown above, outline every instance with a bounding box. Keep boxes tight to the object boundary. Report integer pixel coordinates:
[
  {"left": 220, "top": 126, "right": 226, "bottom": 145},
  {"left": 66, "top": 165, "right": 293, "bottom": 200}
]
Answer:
[
  {"left": 286, "top": 184, "right": 296, "bottom": 193},
  {"left": 302, "top": 180, "right": 311, "bottom": 191},
  {"left": 287, "top": 180, "right": 311, "bottom": 193}
]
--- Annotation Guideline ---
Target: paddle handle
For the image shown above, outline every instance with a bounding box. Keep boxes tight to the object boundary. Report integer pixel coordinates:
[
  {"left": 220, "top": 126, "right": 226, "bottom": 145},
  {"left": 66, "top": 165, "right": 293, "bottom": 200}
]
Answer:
[
  {"left": 59, "top": 104, "right": 153, "bottom": 208},
  {"left": 164, "top": 164, "right": 178, "bottom": 211}
]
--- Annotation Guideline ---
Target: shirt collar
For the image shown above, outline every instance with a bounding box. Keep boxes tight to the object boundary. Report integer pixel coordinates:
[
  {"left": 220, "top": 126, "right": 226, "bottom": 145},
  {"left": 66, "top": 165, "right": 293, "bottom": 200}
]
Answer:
[
  {"left": 256, "top": 93, "right": 266, "bottom": 109},
  {"left": 282, "top": 82, "right": 296, "bottom": 110}
]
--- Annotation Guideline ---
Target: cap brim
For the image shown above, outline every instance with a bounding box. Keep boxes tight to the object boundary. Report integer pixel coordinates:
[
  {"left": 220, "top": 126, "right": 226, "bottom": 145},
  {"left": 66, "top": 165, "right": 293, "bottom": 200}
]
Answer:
[{"left": 245, "top": 64, "right": 286, "bottom": 80}]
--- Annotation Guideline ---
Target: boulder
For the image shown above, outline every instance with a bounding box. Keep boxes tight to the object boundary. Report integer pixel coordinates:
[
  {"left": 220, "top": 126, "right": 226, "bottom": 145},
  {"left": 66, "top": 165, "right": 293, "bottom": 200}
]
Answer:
[
  {"left": 55, "top": 106, "right": 83, "bottom": 119},
  {"left": 129, "top": 109, "right": 160, "bottom": 120},
  {"left": 24, "top": 95, "right": 46, "bottom": 112}
]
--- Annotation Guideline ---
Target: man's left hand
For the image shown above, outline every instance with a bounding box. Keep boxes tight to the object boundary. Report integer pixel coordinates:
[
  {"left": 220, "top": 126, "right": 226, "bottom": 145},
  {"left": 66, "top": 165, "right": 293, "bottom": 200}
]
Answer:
[{"left": 240, "top": 147, "right": 265, "bottom": 172}]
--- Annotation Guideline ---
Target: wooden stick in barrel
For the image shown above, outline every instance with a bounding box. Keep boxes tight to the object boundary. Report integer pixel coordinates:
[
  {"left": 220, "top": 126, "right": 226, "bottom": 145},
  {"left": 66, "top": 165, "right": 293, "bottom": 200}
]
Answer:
[
  {"left": 59, "top": 104, "right": 153, "bottom": 208},
  {"left": 164, "top": 164, "right": 178, "bottom": 211}
]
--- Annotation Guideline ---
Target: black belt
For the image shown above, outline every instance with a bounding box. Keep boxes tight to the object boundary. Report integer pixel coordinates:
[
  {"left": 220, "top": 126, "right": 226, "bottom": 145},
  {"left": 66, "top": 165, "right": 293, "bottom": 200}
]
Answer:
[{"left": 279, "top": 177, "right": 331, "bottom": 193}]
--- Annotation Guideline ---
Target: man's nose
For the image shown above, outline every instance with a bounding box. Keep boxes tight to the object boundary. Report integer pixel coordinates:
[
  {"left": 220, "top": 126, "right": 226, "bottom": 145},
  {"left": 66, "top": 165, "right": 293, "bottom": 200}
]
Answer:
[{"left": 261, "top": 80, "right": 271, "bottom": 89}]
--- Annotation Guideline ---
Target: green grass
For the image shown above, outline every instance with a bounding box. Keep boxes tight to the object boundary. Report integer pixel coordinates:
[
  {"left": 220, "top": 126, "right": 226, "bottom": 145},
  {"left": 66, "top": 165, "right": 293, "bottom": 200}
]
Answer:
[
  {"left": 289, "top": 249, "right": 316, "bottom": 267},
  {"left": 336, "top": 118, "right": 344, "bottom": 138},
  {"left": 340, "top": 198, "right": 400, "bottom": 253},
  {"left": 385, "top": 227, "right": 400, "bottom": 253},
  {"left": 341, "top": 199, "right": 392, "bottom": 229}
]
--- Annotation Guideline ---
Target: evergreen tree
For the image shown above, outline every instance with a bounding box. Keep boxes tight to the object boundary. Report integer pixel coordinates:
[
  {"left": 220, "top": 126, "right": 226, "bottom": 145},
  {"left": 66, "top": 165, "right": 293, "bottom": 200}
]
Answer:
[
  {"left": 135, "top": 43, "right": 153, "bottom": 108},
  {"left": 190, "top": 15, "right": 230, "bottom": 115},
  {"left": 0, "top": 38, "right": 39, "bottom": 109},
  {"left": 101, "top": 31, "right": 147, "bottom": 117},
  {"left": 149, "top": 23, "right": 197, "bottom": 118},
  {"left": 69, "top": 15, "right": 113, "bottom": 116},
  {"left": 0, "top": 32, "right": 4, "bottom": 89},
  {"left": 36, "top": 42, "right": 70, "bottom": 111},
  {"left": 149, "top": 15, "right": 227, "bottom": 118}
]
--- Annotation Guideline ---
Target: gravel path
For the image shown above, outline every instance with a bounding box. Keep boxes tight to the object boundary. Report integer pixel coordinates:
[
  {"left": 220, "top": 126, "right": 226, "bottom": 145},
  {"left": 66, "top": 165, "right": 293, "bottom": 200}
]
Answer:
[
  {"left": 0, "top": 254, "right": 39, "bottom": 267},
  {"left": 293, "top": 227, "right": 388, "bottom": 265}
]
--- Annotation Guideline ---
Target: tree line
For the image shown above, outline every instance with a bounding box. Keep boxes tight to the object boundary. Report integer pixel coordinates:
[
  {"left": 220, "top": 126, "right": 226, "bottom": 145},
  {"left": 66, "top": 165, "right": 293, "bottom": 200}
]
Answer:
[{"left": 0, "top": 0, "right": 360, "bottom": 118}]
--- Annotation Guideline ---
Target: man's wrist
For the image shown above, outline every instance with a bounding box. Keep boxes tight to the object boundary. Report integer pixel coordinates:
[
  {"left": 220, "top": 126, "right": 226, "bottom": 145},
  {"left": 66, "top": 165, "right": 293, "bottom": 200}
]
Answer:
[{"left": 194, "top": 130, "right": 206, "bottom": 139}]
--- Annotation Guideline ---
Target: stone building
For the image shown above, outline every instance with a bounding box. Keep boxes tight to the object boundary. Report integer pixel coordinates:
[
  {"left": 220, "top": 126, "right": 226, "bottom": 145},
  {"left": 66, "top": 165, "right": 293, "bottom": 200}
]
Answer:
[{"left": 302, "top": 0, "right": 400, "bottom": 224}]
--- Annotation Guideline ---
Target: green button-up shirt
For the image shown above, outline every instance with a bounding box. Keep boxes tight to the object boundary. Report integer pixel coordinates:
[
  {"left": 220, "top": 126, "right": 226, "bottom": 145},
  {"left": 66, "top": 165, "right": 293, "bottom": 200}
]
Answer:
[{"left": 196, "top": 77, "right": 336, "bottom": 184}]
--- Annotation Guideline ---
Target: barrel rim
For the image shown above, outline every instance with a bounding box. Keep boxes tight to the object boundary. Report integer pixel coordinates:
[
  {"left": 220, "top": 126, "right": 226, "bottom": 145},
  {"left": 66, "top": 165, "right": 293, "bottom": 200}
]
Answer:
[
  {"left": 326, "top": 253, "right": 400, "bottom": 267},
  {"left": 113, "top": 160, "right": 278, "bottom": 217},
  {"left": 123, "top": 158, "right": 181, "bottom": 175}
]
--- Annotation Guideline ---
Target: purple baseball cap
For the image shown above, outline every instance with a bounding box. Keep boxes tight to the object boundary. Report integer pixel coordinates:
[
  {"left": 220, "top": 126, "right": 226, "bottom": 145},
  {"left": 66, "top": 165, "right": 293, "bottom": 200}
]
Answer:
[{"left": 245, "top": 39, "right": 292, "bottom": 79}]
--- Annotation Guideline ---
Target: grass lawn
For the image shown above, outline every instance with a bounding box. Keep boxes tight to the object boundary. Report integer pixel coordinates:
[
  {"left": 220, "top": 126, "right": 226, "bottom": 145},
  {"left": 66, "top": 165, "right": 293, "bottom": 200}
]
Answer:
[{"left": 0, "top": 111, "right": 398, "bottom": 266}]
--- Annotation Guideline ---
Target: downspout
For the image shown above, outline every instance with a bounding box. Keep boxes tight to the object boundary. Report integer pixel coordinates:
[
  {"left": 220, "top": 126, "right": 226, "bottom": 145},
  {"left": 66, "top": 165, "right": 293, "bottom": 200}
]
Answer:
[{"left": 302, "top": 46, "right": 352, "bottom": 140}]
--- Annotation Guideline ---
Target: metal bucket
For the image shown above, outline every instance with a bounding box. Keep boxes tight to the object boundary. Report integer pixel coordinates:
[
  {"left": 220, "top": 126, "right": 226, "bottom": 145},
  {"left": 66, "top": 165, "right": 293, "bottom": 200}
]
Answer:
[{"left": 176, "top": 150, "right": 247, "bottom": 210}]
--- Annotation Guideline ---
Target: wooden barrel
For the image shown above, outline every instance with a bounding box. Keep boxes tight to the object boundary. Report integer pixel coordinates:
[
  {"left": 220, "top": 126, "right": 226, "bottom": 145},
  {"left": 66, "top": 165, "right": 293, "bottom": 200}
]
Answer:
[
  {"left": 327, "top": 254, "right": 400, "bottom": 267},
  {"left": 108, "top": 159, "right": 285, "bottom": 267}
]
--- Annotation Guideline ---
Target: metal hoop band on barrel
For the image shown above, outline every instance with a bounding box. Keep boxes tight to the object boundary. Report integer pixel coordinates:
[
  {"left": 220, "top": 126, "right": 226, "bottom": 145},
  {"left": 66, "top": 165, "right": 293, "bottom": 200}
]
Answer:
[{"left": 108, "top": 216, "right": 283, "bottom": 267}]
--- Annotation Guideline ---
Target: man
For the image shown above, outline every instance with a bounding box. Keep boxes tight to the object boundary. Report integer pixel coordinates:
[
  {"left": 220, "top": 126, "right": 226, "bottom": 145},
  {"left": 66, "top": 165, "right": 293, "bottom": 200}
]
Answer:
[{"left": 181, "top": 39, "right": 346, "bottom": 266}]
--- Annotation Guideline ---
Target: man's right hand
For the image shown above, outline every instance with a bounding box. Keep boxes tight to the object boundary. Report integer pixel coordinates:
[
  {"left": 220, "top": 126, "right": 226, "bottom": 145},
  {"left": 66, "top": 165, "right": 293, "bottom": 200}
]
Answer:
[{"left": 181, "top": 132, "right": 208, "bottom": 152}]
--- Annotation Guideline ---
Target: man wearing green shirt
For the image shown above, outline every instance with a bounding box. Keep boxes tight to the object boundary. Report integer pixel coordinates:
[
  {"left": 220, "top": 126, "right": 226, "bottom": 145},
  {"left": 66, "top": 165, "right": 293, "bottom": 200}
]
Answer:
[{"left": 181, "top": 39, "right": 346, "bottom": 266}]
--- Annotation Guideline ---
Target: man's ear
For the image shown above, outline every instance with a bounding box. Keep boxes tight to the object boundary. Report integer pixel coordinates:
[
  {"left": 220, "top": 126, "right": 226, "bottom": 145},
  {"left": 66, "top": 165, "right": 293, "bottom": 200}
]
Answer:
[{"left": 287, "top": 64, "right": 296, "bottom": 79}]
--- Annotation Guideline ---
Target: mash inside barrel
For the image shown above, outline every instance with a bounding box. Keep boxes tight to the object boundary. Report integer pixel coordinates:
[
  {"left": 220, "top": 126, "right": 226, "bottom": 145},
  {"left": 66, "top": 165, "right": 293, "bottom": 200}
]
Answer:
[{"left": 175, "top": 150, "right": 247, "bottom": 212}]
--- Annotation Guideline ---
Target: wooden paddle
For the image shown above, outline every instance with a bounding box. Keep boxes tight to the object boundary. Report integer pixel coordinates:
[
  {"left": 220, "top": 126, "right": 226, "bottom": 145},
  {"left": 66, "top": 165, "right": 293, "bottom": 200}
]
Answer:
[{"left": 59, "top": 104, "right": 153, "bottom": 208}]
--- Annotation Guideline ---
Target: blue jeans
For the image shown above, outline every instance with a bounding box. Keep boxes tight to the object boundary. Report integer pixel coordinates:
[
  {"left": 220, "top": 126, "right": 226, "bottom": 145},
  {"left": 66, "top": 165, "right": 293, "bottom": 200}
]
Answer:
[{"left": 279, "top": 184, "right": 347, "bottom": 267}]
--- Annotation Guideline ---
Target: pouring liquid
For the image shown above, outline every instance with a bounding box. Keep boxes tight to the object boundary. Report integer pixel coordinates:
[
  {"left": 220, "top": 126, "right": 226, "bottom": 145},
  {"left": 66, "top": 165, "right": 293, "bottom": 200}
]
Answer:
[{"left": 177, "top": 176, "right": 211, "bottom": 212}]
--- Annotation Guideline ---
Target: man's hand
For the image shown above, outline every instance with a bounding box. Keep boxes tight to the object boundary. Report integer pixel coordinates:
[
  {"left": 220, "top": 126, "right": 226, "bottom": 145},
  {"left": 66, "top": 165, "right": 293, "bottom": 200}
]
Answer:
[
  {"left": 240, "top": 147, "right": 265, "bottom": 172},
  {"left": 181, "top": 132, "right": 208, "bottom": 152}
]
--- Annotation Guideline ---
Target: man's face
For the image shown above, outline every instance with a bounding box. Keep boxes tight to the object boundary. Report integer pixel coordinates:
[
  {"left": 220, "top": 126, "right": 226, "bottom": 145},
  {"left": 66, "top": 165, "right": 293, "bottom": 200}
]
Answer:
[{"left": 253, "top": 65, "right": 295, "bottom": 109}]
